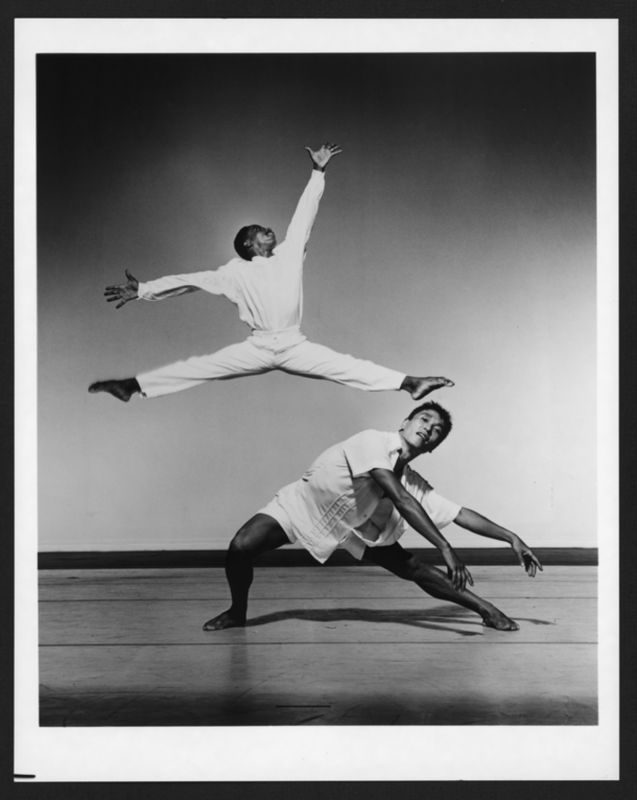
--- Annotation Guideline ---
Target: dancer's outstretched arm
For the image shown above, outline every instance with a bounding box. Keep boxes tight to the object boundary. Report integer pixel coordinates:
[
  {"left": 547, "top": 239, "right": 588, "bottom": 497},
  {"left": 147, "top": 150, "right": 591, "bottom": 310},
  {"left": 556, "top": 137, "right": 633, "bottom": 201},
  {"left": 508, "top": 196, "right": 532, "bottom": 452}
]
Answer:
[
  {"left": 282, "top": 142, "right": 342, "bottom": 253},
  {"left": 104, "top": 266, "right": 234, "bottom": 306},
  {"left": 370, "top": 467, "right": 473, "bottom": 591},
  {"left": 454, "top": 508, "right": 543, "bottom": 577}
]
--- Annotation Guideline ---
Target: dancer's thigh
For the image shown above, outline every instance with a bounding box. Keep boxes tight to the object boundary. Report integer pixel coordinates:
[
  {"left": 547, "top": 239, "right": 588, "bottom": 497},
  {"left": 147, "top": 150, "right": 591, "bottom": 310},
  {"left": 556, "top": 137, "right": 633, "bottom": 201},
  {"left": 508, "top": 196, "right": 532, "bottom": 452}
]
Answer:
[
  {"left": 183, "top": 339, "right": 275, "bottom": 378},
  {"left": 276, "top": 340, "right": 403, "bottom": 391},
  {"left": 231, "top": 514, "right": 292, "bottom": 556},
  {"left": 363, "top": 543, "right": 417, "bottom": 580},
  {"left": 275, "top": 340, "right": 355, "bottom": 377}
]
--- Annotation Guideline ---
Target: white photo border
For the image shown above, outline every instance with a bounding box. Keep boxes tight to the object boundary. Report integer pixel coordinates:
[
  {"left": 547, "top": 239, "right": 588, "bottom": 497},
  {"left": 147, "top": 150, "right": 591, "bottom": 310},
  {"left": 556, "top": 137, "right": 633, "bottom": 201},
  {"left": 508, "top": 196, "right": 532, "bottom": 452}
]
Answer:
[{"left": 15, "top": 17, "right": 619, "bottom": 782}]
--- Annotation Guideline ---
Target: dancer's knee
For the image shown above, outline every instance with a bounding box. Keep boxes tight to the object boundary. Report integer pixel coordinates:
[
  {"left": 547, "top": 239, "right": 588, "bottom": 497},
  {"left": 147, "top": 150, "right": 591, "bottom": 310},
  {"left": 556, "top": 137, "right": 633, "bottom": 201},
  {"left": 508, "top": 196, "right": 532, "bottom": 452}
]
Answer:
[
  {"left": 395, "top": 554, "right": 426, "bottom": 582},
  {"left": 228, "top": 525, "right": 257, "bottom": 558},
  {"left": 408, "top": 557, "right": 444, "bottom": 587}
]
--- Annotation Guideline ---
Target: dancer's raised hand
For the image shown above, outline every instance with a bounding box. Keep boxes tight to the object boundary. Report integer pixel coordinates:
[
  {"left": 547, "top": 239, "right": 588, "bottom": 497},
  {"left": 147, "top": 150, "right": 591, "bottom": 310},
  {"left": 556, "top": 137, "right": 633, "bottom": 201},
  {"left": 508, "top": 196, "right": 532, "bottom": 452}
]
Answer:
[{"left": 305, "top": 142, "right": 343, "bottom": 171}]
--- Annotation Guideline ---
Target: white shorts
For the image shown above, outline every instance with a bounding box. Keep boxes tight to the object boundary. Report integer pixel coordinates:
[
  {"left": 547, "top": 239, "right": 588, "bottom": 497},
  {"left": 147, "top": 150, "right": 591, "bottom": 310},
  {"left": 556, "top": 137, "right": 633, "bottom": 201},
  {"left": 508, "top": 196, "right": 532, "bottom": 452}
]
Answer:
[{"left": 260, "top": 492, "right": 401, "bottom": 563}]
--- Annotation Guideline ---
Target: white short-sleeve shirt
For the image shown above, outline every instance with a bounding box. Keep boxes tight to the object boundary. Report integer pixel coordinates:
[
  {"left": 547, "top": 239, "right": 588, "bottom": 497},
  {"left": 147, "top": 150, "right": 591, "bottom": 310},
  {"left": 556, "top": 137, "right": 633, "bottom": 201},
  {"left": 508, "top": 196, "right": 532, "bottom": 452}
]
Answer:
[{"left": 260, "top": 429, "right": 461, "bottom": 563}]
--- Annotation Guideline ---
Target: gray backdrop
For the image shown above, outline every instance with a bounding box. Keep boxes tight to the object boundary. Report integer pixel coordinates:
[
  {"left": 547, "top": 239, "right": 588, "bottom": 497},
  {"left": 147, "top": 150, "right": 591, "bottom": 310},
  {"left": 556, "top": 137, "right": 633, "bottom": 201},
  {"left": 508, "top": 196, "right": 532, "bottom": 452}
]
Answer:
[{"left": 37, "top": 53, "right": 596, "bottom": 552}]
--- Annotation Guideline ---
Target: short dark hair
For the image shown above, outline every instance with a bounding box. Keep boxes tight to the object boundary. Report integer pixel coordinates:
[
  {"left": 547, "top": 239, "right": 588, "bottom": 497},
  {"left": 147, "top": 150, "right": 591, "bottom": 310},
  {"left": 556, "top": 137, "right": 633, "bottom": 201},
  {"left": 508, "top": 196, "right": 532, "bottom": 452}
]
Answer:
[
  {"left": 234, "top": 224, "right": 263, "bottom": 260},
  {"left": 406, "top": 401, "right": 453, "bottom": 448}
]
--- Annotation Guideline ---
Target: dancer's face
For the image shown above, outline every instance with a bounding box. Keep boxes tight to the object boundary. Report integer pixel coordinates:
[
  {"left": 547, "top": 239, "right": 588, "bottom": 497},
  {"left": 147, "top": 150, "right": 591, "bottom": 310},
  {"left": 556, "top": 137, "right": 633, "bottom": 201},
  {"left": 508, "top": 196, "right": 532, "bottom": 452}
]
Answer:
[
  {"left": 399, "top": 409, "right": 446, "bottom": 453},
  {"left": 248, "top": 226, "right": 277, "bottom": 258}
]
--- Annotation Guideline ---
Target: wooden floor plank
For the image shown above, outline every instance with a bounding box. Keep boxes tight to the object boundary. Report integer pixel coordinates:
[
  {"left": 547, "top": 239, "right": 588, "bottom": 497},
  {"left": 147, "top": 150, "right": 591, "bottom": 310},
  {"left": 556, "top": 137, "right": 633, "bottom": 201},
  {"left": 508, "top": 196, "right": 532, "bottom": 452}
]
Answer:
[
  {"left": 38, "top": 566, "right": 598, "bottom": 601},
  {"left": 38, "top": 566, "right": 598, "bottom": 726}
]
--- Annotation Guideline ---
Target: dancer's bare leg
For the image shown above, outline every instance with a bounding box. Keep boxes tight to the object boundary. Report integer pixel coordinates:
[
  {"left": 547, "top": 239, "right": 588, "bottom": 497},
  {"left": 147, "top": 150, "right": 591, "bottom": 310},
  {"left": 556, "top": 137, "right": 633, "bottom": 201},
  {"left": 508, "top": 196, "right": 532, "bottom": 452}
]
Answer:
[
  {"left": 366, "top": 543, "right": 519, "bottom": 631},
  {"left": 401, "top": 376, "right": 455, "bottom": 401},
  {"left": 203, "top": 514, "right": 290, "bottom": 631},
  {"left": 88, "top": 378, "right": 141, "bottom": 402}
]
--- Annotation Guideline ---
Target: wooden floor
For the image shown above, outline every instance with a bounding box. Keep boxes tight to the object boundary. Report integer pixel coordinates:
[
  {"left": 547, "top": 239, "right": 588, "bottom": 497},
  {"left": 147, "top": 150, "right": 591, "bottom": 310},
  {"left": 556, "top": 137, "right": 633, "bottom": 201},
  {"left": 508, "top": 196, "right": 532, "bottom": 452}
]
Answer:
[{"left": 39, "top": 565, "right": 597, "bottom": 726}]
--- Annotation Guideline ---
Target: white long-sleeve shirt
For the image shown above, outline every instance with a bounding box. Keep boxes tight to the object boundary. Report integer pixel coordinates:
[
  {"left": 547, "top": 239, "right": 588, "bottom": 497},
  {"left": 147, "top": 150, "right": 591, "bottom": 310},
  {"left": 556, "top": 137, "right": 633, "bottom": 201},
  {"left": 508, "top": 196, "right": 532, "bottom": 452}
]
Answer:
[{"left": 136, "top": 170, "right": 326, "bottom": 332}]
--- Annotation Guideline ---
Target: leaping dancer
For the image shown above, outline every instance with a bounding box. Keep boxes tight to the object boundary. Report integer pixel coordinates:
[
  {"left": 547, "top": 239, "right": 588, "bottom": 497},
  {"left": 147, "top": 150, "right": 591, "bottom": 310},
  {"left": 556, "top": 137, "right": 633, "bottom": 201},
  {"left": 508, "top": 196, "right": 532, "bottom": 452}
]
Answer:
[{"left": 89, "top": 144, "right": 453, "bottom": 403}]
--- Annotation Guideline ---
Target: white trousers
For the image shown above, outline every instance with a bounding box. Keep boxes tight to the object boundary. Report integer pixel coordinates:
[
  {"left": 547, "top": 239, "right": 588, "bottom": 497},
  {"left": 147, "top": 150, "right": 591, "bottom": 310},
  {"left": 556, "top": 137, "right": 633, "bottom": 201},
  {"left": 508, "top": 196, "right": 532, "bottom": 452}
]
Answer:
[{"left": 137, "top": 327, "right": 405, "bottom": 398}]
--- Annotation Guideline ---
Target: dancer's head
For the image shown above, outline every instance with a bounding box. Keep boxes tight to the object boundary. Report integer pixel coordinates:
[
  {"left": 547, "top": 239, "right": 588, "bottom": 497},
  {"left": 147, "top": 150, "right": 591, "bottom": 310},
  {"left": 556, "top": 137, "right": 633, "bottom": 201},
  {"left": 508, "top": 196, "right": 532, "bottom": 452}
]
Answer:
[
  {"left": 399, "top": 401, "right": 453, "bottom": 453},
  {"left": 234, "top": 225, "right": 277, "bottom": 260}
]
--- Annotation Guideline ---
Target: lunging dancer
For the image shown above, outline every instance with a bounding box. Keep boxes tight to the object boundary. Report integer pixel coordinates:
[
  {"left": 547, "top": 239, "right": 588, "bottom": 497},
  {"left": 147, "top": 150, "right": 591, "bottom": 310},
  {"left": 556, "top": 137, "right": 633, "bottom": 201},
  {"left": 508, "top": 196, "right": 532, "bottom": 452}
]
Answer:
[{"left": 203, "top": 401, "right": 542, "bottom": 633}]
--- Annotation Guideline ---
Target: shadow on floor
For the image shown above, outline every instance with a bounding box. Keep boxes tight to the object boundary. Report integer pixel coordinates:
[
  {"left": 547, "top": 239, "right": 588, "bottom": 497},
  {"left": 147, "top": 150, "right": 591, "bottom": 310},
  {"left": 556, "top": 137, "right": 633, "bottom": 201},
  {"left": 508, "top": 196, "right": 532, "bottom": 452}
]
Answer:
[{"left": 245, "top": 605, "right": 553, "bottom": 636}]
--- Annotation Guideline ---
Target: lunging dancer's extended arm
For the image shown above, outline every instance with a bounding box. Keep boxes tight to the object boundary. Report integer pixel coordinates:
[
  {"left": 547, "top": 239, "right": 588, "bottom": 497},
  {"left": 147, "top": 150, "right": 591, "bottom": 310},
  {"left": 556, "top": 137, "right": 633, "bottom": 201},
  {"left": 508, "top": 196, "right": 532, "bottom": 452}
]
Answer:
[
  {"left": 370, "top": 468, "right": 473, "bottom": 592},
  {"left": 454, "top": 508, "right": 543, "bottom": 577}
]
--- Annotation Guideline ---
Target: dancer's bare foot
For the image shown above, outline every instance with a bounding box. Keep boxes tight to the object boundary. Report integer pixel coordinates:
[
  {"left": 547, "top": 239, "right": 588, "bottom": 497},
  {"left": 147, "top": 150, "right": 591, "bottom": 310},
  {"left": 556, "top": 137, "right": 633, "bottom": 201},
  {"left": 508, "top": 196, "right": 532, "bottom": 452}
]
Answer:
[
  {"left": 202, "top": 610, "right": 246, "bottom": 631},
  {"left": 481, "top": 609, "right": 519, "bottom": 631},
  {"left": 88, "top": 378, "right": 139, "bottom": 402},
  {"left": 402, "top": 376, "right": 455, "bottom": 401}
]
